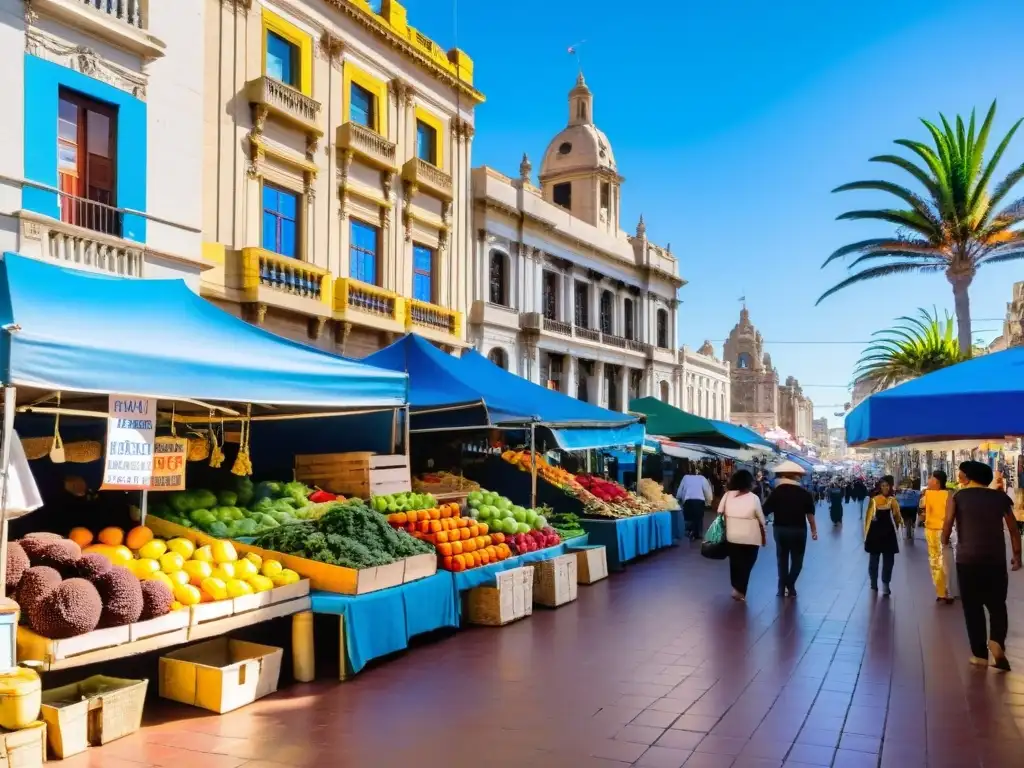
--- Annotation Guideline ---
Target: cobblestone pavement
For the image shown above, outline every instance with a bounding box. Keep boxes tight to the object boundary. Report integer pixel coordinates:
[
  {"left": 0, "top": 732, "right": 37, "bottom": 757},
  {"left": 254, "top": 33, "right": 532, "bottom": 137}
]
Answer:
[{"left": 64, "top": 502, "right": 1024, "bottom": 767}]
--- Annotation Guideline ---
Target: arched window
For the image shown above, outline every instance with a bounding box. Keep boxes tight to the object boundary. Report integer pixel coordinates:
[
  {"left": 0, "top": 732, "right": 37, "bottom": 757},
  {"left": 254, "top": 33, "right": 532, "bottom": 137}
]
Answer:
[
  {"left": 623, "top": 298, "right": 634, "bottom": 340},
  {"left": 489, "top": 251, "right": 507, "bottom": 306},
  {"left": 487, "top": 347, "right": 508, "bottom": 370},
  {"left": 656, "top": 309, "right": 668, "bottom": 349},
  {"left": 737, "top": 352, "right": 751, "bottom": 369},
  {"left": 660, "top": 380, "right": 670, "bottom": 403},
  {"left": 600, "top": 290, "right": 613, "bottom": 334}
]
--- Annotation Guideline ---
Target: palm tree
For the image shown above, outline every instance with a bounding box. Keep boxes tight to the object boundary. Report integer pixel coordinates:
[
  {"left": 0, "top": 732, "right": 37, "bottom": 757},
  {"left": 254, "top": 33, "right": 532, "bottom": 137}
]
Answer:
[
  {"left": 818, "top": 101, "right": 1024, "bottom": 354},
  {"left": 853, "top": 308, "right": 967, "bottom": 394}
]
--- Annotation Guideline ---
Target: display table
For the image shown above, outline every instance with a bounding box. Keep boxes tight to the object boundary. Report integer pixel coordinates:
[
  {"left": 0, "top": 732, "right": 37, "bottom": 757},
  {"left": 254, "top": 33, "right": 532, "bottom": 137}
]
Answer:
[
  {"left": 669, "top": 508, "right": 685, "bottom": 543},
  {"left": 579, "top": 512, "right": 674, "bottom": 571},
  {"left": 306, "top": 572, "right": 459, "bottom": 678}
]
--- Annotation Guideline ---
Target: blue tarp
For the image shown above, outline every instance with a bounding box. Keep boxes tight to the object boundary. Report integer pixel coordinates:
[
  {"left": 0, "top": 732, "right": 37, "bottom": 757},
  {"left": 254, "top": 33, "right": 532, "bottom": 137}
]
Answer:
[
  {"left": 709, "top": 420, "right": 775, "bottom": 449},
  {"left": 846, "top": 347, "right": 1024, "bottom": 445},
  {"left": 780, "top": 452, "right": 816, "bottom": 472},
  {"left": 457, "top": 348, "right": 645, "bottom": 448},
  {"left": 0, "top": 253, "right": 407, "bottom": 408}
]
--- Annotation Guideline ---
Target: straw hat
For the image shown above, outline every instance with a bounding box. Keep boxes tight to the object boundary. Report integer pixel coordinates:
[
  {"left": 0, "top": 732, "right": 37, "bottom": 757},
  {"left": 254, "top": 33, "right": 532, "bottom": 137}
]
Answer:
[{"left": 771, "top": 460, "right": 806, "bottom": 475}]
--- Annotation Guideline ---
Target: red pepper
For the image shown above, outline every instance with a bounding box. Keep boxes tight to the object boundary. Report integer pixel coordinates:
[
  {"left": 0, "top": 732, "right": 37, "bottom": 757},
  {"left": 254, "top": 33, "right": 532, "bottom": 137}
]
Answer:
[{"left": 309, "top": 490, "right": 336, "bottom": 503}]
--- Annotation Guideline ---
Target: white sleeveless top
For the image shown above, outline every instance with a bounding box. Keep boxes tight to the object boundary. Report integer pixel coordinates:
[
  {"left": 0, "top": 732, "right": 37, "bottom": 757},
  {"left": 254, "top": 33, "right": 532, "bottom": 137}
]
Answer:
[{"left": 718, "top": 491, "right": 766, "bottom": 546}]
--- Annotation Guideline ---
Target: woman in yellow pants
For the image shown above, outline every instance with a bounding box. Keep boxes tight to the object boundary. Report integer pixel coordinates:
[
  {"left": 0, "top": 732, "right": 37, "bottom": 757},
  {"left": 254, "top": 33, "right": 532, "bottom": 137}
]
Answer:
[{"left": 921, "top": 470, "right": 953, "bottom": 604}]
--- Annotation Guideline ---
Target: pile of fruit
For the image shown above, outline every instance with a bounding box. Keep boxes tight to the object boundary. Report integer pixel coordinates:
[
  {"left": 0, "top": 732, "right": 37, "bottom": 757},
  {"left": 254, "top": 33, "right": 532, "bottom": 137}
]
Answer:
[
  {"left": 152, "top": 478, "right": 339, "bottom": 539},
  {"left": 507, "top": 527, "right": 561, "bottom": 555},
  {"left": 573, "top": 475, "right": 654, "bottom": 518},
  {"left": 8, "top": 526, "right": 299, "bottom": 640},
  {"left": 465, "top": 490, "right": 550, "bottom": 535},
  {"left": 577, "top": 474, "right": 630, "bottom": 503},
  {"left": 412, "top": 472, "right": 480, "bottom": 493},
  {"left": 370, "top": 492, "right": 438, "bottom": 514},
  {"left": 252, "top": 499, "right": 432, "bottom": 568},
  {"left": 637, "top": 478, "right": 680, "bottom": 511},
  {"left": 500, "top": 450, "right": 581, "bottom": 491},
  {"left": 385, "top": 501, "right": 513, "bottom": 572}
]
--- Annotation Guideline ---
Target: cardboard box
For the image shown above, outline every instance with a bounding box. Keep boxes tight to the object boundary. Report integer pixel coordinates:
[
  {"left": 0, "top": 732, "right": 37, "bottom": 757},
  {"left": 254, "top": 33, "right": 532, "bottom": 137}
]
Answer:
[
  {"left": 465, "top": 566, "right": 534, "bottom": 626},
  {"left": 159, "top": 638, "right": 282, "bottom": 714},
  {"left": 570, "top": 545, "right": 609, "bottom": 584},
  {"left": 402, "top": 553, "right": 437, "bottom": 583},
  {"left": 0, "top": 721, "right": 46, "bottom": 768},
  {"left": 532, "top": 554, "right": 578, "bottom": 607},
  {"left": 40, "top": 676, "right": 147, "bottom": 759}
]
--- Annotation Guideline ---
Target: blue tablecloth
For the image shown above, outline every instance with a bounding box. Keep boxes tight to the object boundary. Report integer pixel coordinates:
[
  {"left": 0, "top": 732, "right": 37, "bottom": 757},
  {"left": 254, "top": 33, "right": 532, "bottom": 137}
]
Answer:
[
  {"left": 310, "top": 572, "right": 458, "bottom": 674},
  {"left": 579, "top": 512, "right": 674, "bottom": 571}
]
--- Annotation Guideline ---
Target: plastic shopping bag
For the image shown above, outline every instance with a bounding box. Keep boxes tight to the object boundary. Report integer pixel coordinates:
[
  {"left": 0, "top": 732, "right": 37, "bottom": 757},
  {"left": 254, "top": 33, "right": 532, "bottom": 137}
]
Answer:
[{"left": 700, "top": 514, "right": 728, "bottom": 560}]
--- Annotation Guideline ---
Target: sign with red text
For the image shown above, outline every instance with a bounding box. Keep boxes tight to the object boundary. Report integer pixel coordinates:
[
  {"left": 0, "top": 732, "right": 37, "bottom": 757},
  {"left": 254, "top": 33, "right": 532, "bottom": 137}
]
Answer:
[
  {"left": 149, "top": 437, "right": 187, "bottom": 491},
  {"left": 102, "top": 395, "right": 157, "bottom": 490}
]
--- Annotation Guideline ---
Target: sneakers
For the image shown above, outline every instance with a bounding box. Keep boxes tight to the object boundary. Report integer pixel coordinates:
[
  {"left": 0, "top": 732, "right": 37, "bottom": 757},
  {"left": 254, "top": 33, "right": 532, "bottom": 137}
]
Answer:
[
  {"left": 870, "top": 583, "right": 878, "bottom": 592},
  {"left": 989, "top": 641, "right": 1012, "bottom": 672},
  {"left": 788, "top": 587, "right": 797, "bottom": 598},
  {"left": 882, "top": 583, "right": 891, "bottom": 596}
]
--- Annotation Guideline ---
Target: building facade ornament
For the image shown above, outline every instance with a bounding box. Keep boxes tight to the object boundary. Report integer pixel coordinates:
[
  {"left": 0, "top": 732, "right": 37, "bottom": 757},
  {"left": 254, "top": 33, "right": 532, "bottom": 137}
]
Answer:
[
  {"left": 25, "top": 27, "right": 148, "bottom": 100},
  {"left": 317, "top": 31, "right": 345, "bottom": 65},
  {"left": 519, "top": 153, "right": 532, "bottom": 184}
]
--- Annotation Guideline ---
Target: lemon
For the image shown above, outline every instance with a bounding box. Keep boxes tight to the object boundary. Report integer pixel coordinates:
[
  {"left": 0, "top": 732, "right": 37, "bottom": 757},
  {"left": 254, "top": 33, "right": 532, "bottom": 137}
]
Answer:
[
  {"left": 247, "top": 574, "right": 274, "bottom": 593},
  {"left": 146, "top": 572, "right": 175, "bottom": 591},
  {"left": 168, "top": 570, "right": 190, "bottom": 587},
  {"left": 210, "top": 563, "right": 236, "bottom": 581},
  {"left": 261, "top": 560, "right": 283, "bottom": 578},
  {"left": 233, "top": 558, "right": 258, "bottom": 579},
  {"left": 133, "top": 558, "right": 161, "bottom": 578},
  {"left": 170, "top": 600, "right": 183, "bottom": 612},
  {"left": 173, "top": 583, "right": 202, "bottom": 606},
  {"left": 110, "top": 546, "right": 134, "bottom": 568},
  {"left": 167, "top": 538, "right": 195, "bottom": 560},
  {"left": 271, "top": 569, "right": 300, "bottom": 586},
  {"left": 200, "top": 577, "right": 228, "bottom": 601},
  {"left": 245, "top": 552, "right": 263, "bottom": 569},
  {"left": 159, "top": 552, "right": 185, "bottom": 573},
  {"left": 138, "top": 539, "right": 168, "bottom": 560},
  {"left": 182, "top": 560, "right": 213, "bottom": 585},
  {"left": 211, "top": 540, "right": 237, "bottom": 564},
  {"left": 225, "top": 579, "right": 253, "bottom": 598},
  {"left": 192, "top": 545, "right": 214, "bottom": 563}
]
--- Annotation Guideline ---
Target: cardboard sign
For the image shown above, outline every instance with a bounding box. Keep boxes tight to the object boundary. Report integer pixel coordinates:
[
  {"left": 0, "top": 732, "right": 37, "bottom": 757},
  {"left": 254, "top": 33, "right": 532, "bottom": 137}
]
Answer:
[
  {"left": 150, "top": 437, "right": 188, "bottom": 491},
  {"left": 102, "top": 395, "right": 157, "bottom": 490}
]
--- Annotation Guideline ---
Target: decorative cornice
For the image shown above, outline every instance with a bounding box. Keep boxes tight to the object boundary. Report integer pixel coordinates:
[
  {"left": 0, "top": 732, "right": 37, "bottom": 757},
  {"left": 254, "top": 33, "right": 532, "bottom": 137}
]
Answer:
[
  {"left": 317, "top": 31, "right": 345, "bottom": 66},
  {"left": 25, "top": 27, "right": 147, "bottom": 100}
]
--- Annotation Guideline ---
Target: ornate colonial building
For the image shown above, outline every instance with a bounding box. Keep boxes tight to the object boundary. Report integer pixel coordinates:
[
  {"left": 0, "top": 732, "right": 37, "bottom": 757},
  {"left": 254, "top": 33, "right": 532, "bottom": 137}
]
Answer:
[
  {"left": 0, "top": 0, "right": 208, "bottom": 285},
  {"left": 680, "top": 341, "right": 730, "bottom": 421},
  {"left": 199, "top": 0, "right": 482, "bottom": 356},
  {"left": 722, "top": 307, "right": 813, "bottom": 438},
  {"left": 469, "top": 74, "right": 683, "bottom": 411},
  {"left": 986, "top": 280, "right": 1024, "bottom": 353}
]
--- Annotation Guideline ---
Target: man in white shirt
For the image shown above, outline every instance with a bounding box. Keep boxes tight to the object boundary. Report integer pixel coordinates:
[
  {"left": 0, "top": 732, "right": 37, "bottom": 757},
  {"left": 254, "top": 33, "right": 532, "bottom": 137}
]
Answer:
[{"left": 676, "top": 461, "right": 713, "bottom": 540}]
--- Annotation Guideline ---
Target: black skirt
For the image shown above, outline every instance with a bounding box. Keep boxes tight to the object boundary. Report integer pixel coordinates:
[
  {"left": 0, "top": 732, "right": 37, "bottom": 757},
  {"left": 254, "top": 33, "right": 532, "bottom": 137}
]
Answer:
[{"left": 865, "top": 502, "right": 899, "bottom": 555}]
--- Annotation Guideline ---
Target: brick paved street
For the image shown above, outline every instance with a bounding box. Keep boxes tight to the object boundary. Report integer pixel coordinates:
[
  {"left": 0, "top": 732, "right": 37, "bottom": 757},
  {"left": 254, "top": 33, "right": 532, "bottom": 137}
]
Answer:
[{"left": 63, "top": 503, "right": 1024, "bottom": 768}]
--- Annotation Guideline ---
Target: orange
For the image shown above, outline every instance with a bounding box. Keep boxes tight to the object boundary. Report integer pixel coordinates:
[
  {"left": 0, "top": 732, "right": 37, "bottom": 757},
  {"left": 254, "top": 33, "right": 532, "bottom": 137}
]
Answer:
[
  {"left": 68, "top": 527, "right": 93, "bottom": 548},
  {"left": 97, "top": 527, "right": 124, "bottom": 546},
  {"left": 124, "top": 526, "right": 153, "bottom": 550}
]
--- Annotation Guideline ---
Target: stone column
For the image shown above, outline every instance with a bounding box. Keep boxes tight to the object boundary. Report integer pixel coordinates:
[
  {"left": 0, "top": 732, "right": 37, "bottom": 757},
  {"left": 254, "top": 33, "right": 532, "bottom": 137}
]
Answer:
[
  {"left": 593, "top": 360, "right": 605, "bottom": 407},
  {"left": 566, "top": 354, "right": 578, "bottom": 399},
  {"left": 564, "top": 267, "right": 575, "bottom": 326},
  {"left": 619, "top": 365, "right": 630, "bottom": 412}
]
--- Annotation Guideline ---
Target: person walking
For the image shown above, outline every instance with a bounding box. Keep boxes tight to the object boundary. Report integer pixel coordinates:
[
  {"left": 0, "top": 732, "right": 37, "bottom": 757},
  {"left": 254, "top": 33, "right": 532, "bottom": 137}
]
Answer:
[
  {"left": 676, "top": 460, "right": 712, "bottom": 541},
  {"left": 921, "top": 470, "right": 954, "bottom": 604},
  {"left": 853, "top": 477, "right": 868, "bottom": 518},
  {"left": 864, "top": 475, "right": 902, "bottom": 596},
  {"left": 1014, "top": 488, "right": 1024, "bottom": 541},
  {"left": 898, "top": 482, "right": 922, "bottom": 541},
  {"left": 763, "top": 460, "right": 818, "bottom": 597},
  {"left": 943, "top": 461, "right": 1022, "bottom": 671},
  {"left": 719, "top": 469, "right": 767, "bottom": 602},
  {"left": 828, "top": 482, "right": 845, "bottom": 526}
]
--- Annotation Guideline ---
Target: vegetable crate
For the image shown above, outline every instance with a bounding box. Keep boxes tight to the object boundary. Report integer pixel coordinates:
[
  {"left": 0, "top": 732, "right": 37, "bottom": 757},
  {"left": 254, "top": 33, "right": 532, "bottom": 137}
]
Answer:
[
  {"left": 295, "top": 452, "right": 411, "bottom": 499},
  {"left": 159, "top": 638, "right": 282, "bottom": 714},
  {"left": 465, "top": 566, "right": 534, "bottom": 626},
  {"left": 569, "top": 545, "right": 609, "bottom": 585},
  {"left": 40, "top": 676, "right": 147, "bottom": 759},
  {"left": 532, "top": 554, "right": 578, "bottom": 608},
  {"left": 0, "top": 721, "right": 46, "bottom": 768}
]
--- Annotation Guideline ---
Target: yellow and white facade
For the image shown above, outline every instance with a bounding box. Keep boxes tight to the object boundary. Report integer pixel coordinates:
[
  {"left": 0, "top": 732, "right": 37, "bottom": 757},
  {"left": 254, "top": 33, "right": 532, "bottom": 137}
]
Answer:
[{"left": 201, "top": 0, "right": 482, "bottom": 355}]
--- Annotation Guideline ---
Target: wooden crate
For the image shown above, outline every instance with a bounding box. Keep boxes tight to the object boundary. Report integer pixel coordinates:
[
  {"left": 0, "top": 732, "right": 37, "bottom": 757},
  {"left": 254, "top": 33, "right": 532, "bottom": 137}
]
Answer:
[
  {"left": 465, "top": 566, "right": 534, "bottom": 626},
  {"left": 0, "top": 721, "right": 46, "bottom": 768},
  {"left": 532, "top": 554, "right": 578, "bottom": 607},
  {"left": 40, "top": 676, "right": 147, "bottom": 759},
  {"left": 570, "top": 545, "right": 609, "bottom": 584},
  {"left": 295, "top": 453, "right": 411, "bottom": 498}
]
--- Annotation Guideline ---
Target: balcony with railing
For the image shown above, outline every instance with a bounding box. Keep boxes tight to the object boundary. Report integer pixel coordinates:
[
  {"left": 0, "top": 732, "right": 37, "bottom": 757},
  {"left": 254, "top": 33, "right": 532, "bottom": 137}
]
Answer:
[
  {"left": 542, "top": 317, "right": 572, "bottom": 336},
  {"left": 401, "top": 157, "right": 453, "bottom": 201},
  {"left": 337, "top": 122, "right": 398, "bottom": 171},
  {"left": 601, "top": 331, "right": 627, "bottom": 349},
  {"left": 334, "top": 278, "right": 406, "bottom": 333},
  {"left": 235, "top": 247, "right": 332, "bottom": 319},
  {"left": 406, "top": 298, "right": 462, "bottom": 342},
  {"left": 30, "top": 0, "right": 165, "bottom": 59},
  {"left": 247, "top": 76, "right": 322, "bottom": 138},
  {"left": 626, "top": 339, "right": 651, "bottom": 354},
  {"left": 575, "top": 325, "right": 600, "bottom": 342}
]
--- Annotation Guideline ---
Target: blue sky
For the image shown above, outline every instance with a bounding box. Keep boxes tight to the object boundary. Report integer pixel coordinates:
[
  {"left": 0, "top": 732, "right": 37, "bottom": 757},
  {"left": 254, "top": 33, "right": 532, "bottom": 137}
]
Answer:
[{"left": 407, "top": 0, "right": 1024, "bottom": 424}]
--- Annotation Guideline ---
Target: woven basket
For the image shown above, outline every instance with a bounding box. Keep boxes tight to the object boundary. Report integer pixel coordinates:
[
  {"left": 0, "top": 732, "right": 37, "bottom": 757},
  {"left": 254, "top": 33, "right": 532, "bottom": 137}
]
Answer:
[
  {"left": 20, "top": 437, "right": 52, "bottom": 460},
  {"left": 64, "top": 441, "right": 102, "bottom": 463}
]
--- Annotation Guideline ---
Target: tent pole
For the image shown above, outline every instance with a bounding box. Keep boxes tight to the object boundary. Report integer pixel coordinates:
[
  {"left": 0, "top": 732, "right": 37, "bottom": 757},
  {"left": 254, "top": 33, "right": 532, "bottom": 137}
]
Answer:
[
  {"left": 404, "top": 406, "right": 411, "bottom": 456},
  {"left": 390, "top": 409, "right": 398, "bottom": 454},
  {"left": 530, "top": 423, "right": 537, "bottom": 508},
  {"left": 0, "top": 387, "right": 16, "bottom": 598},
  {"left": 635, "top": 443, "right": 643, "bottom": 487}
]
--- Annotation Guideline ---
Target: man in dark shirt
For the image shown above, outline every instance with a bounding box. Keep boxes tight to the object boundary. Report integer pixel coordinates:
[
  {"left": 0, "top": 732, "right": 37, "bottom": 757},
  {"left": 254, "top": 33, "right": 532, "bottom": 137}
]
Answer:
[
  {"left": 764, "top": 460, "right": 818, "bottom": 598},
  {"left": 943, "top": 460, "right": 1022, "bottom": 671}
]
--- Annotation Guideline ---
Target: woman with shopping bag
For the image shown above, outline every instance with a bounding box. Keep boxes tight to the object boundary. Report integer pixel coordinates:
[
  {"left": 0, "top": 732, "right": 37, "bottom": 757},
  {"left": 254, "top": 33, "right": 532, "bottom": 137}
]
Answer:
[{"left": 715, "top": 470, "right": 766, "bottom": 602}]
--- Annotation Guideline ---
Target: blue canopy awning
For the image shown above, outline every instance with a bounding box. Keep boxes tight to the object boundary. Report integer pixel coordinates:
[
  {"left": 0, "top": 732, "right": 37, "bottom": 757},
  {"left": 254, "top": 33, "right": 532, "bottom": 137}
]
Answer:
[
  {"left": 778, "top": 452, "right": 816, "bottom": 472},
  {"left": 845, "top": 347, "right": 1024, "bottom": 446},
  {"left": 0, "top": 253, "right": 407, "bottom": 409},
  {"left": 708, "top": 419, "right": 776, "bottom": 450}
]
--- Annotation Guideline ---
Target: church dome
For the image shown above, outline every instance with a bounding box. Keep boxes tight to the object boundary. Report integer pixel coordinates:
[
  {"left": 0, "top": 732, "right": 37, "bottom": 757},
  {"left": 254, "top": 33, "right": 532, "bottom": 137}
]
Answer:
[{"left": 539, "top": 74, "right": 617, "bottom": 180}]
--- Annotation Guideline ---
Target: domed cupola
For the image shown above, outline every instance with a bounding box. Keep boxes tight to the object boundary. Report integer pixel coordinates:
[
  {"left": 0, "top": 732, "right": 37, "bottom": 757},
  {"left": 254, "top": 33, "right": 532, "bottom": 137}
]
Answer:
[{"left": 538, "top": 73, "right": 621, "bottom": 233}]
